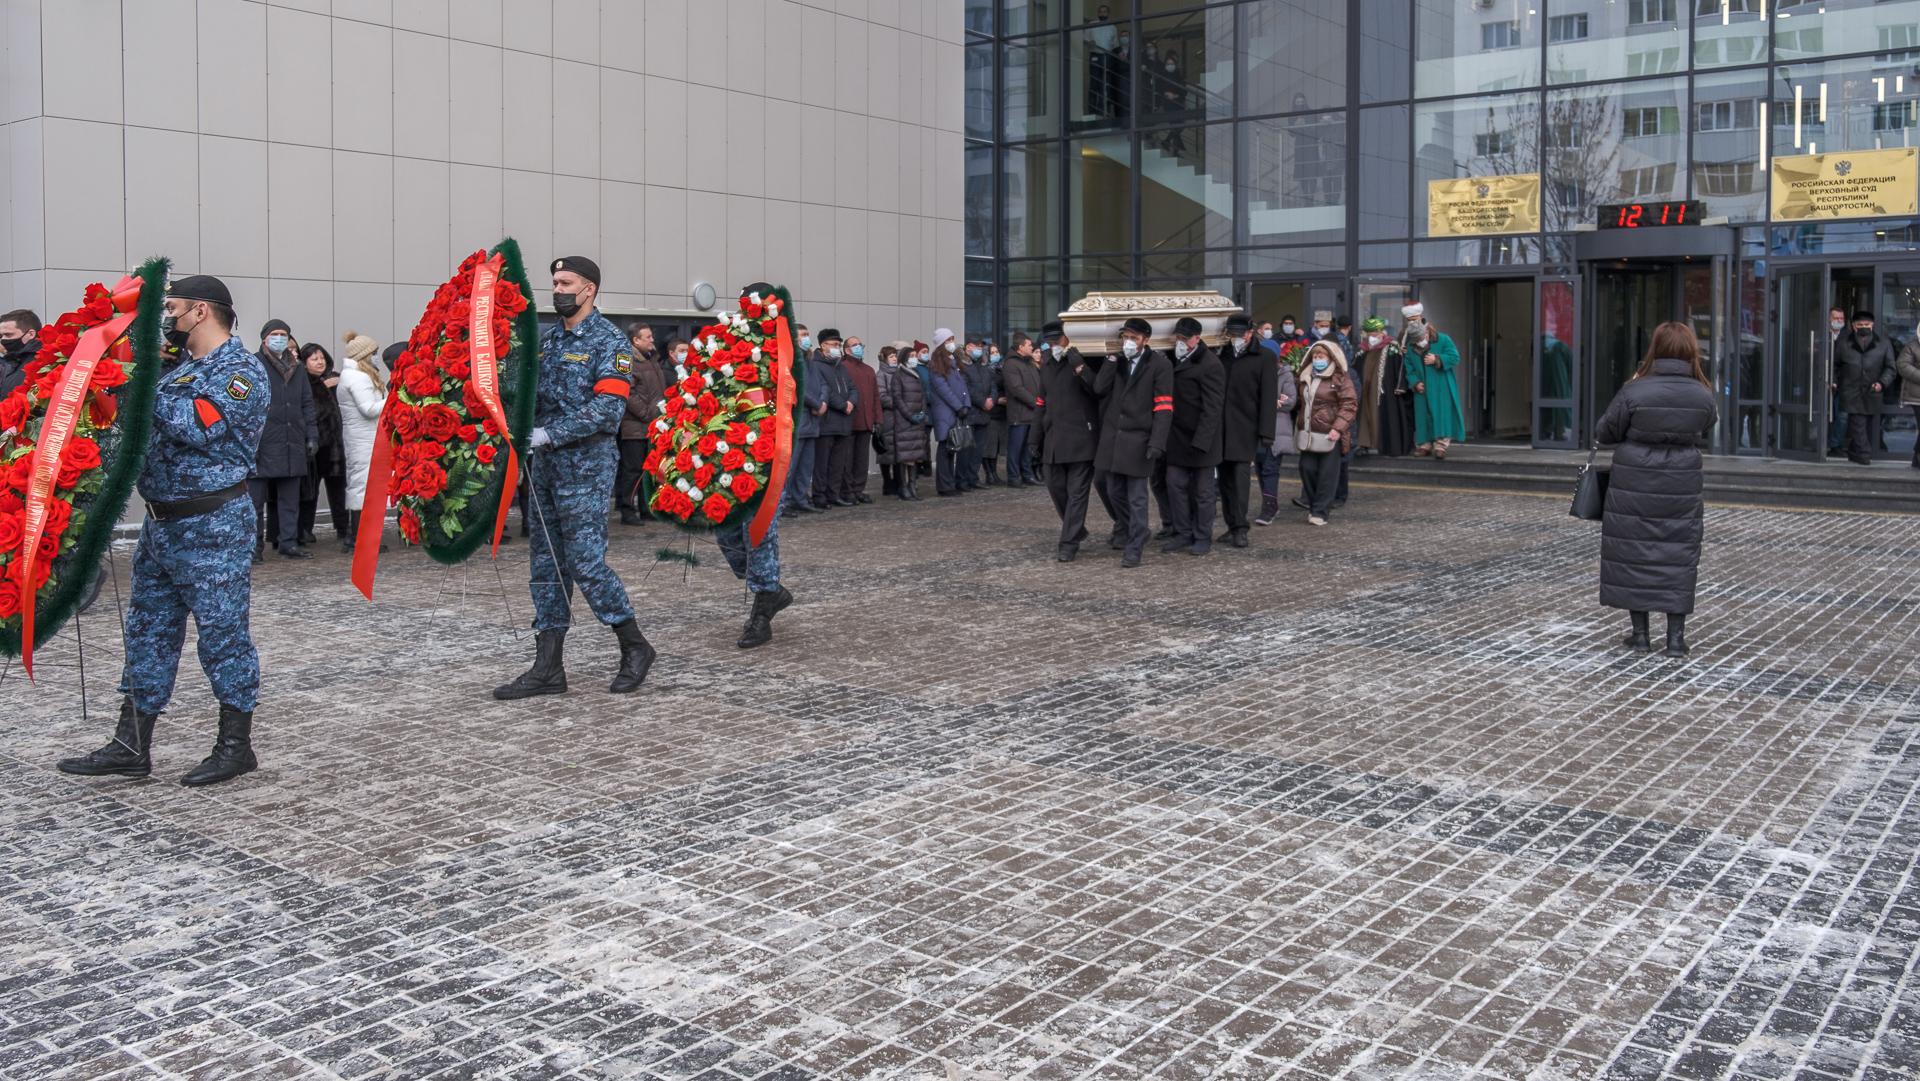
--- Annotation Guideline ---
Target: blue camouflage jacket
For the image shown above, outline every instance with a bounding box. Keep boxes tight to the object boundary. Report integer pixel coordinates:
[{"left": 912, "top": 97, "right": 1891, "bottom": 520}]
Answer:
[
  {"left": 538, "top": 309, "right": 635, "bottom": 447},
  {"left": 141, "top": 334, "right": 269, "bottom": 502}
]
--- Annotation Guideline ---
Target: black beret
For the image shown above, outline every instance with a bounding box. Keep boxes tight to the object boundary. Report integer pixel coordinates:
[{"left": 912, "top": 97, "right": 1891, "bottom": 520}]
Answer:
[
  {"left": 1040, "top": 320, "right": 1065, "bottom": 342},
  {"left": 168, "top": 274, "right": 233, "bottom": 309},
  {"left": 1172, "top": 316, "right": 1203, "bottom": 338},
  {"left": 551, "top": 256, "right": 601, "bottom": 287},
  {"left": 1224, "top": 313, "right": 1252, "bottom": 334},
  {"left": 817, "top": 328, "right": 843, "bottom": 343},
  {"left": 1122, "top": 317, "right": 1153, "bottom": 337},
  {"left": 260, "top": 318, "right": 290, "bottom": 338},
  {"left": 381, "top": 342, "right": 406, "bottom": 366}
]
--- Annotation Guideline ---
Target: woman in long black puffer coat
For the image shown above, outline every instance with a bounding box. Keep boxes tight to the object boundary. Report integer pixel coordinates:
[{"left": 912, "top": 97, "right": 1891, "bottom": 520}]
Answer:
[
  {"left": 297, "top": 343, "right": 348, "bottom": 547},
  {"left": 1594, "top": 321, "right": 1718, "bottom": 658}
]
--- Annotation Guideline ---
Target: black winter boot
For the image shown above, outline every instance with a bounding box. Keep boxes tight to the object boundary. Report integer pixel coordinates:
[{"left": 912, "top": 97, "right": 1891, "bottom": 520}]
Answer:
[
  {"left": 1623, "top": 611, "right": 1651, "bottom": 652},
  {"left": 180, "top": 705, "right": 257, "bottom": 787},
  {"left": 1664, "top": 614, "right": 1690, "bottom": 658},
  {"left": 609, "top": 620, "right": 656, "bottom": 693},
  {"left": 494, "top": 629, "right": 567, "bottom": 699},
  {"left": 984, "top": 458, "right": 1001, "bottom": 485},
  {"left": 737, "top": 587, "right": 792, "bottom": 649},
  {"left": 341, "top": 510, "right": 356, "bottom": 553},
  {"left": 57, "top": 700, "right": 158, "bottom": 778}
]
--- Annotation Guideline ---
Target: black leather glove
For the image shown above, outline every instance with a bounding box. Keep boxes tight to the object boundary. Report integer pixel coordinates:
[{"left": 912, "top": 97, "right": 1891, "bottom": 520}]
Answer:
[{"left": 1146, "top": 447, "right": 1164, "bottom": 461}]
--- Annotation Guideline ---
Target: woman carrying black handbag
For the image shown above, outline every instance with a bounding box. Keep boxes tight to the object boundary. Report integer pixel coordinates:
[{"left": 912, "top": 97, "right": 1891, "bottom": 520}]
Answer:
[{"left": 1592, "top": 321, "right": 1718, "bottom": 658}]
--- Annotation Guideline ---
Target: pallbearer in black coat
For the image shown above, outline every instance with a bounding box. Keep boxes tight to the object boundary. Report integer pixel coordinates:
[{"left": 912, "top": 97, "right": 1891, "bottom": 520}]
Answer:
[
  {"left": 1214, "top": 314, "right": 1277, "bottom": 548},
  {"left": 1037, "top": 321, "right": 1104, "bottom": 562},
  {"left": 1094, "top": 317, "right": 1174, "bottom": 568},
  {"left": 1159, "top": 316, "right": 1227, "bottom": 556}
]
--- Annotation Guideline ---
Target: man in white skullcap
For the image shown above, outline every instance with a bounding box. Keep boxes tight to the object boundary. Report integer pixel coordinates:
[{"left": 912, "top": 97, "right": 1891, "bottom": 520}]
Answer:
[{"left": 1401, "top": 302, "right": 1466, "bottom": 458}]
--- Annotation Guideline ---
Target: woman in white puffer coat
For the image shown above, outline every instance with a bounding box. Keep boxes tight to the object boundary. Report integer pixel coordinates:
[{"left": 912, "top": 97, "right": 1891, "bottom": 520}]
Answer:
[{"left": 337, "top": 331, "right": 387, "bottom": 552}]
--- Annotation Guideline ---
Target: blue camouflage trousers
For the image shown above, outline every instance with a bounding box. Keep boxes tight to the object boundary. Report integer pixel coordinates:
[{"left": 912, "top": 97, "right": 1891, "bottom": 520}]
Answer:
[
  {"left": 528, "top": 438, "right": 635, "bottom": 632},
  {"left": 118, "top": 495, "right": 260, "bottom": 714},
  {"left": 714, "top": 506, "right": 782, "bottom": 593}
]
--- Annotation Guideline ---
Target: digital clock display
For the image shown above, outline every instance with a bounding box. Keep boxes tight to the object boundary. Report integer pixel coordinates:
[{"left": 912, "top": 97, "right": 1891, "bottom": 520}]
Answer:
[{"left": 1599, "top": 200, "right": 1704, "bottom": 229}]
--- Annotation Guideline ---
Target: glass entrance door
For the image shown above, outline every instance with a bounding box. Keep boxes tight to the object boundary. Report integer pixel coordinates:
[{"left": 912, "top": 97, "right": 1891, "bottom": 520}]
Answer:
[
  {"left": 1536, "top": 277, "right": 1578, "bottom": 448},
  {"left": 1770, "top": 266, "right": 1828, "bottom": 461},
  {"left": 1874, "top": 267, "right": 1920, "bottom": 462},
  {"left": 1588, "top": 265, "right": 1674, "bottom": 429}
]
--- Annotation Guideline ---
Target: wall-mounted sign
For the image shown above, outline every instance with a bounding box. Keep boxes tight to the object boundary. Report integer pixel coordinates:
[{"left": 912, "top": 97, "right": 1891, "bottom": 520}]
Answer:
[
  {"left": 1598, "top": 200, "right": 1704, "bottom": 229},
  {"left": 1427, "top": 174, "right": 1542, "bottom": 237},
  {"left": 1770, "top": 147, "right": 1919, "bottom": 222}
]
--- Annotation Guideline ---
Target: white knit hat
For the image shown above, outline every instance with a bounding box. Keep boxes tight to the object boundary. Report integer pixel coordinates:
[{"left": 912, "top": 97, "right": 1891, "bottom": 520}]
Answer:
[
  {"left": 1401, "top": 302, "right": 1425, "bottom": 320},
  {"left": 342, "top": 330, "right": 378, "bottom": 363},
  {"left": 931, "top": 328, "right": 955, "bottom": 349}
]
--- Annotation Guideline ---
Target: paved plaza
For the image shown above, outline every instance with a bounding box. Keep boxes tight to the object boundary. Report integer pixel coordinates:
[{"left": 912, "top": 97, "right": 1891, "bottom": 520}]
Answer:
[{"left": 1, "top": 482, "right": 1916, "bottom": 1081}]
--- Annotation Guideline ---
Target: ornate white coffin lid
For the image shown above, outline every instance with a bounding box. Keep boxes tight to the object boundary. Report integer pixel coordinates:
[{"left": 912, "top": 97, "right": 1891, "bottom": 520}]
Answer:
[{"left": 1056, "top": 291, "right": 1244, "bottom": 354}]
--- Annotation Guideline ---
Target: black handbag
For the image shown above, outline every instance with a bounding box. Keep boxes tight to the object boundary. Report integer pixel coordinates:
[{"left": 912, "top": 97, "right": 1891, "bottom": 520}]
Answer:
[{"left": 1569, "top": 443, "right": 1609, "bottom": 521}]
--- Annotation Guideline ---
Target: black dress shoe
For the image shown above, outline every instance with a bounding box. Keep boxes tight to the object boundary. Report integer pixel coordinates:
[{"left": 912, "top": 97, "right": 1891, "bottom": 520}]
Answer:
[
  {"left": 1230, "top": 531, "right": 1250, "bottom": 549},
  {"left": 1154, "top": 526, "right": 1179, "bottom": 540},
  {"left": 1160, "top": 539, "right": 1192, "bottom": 554},
  {"left": 1056, "top": 545, "right": 1077, "bottom": 563},
  {"left": 785, "top": 503, "right": 812, "bottom": 515},
  {"left": 1291, "top": 496, "right": 1309, "bottom": 511},
  {"left": 298, "top": 530, "right": 318, "bottom": 546},
  {"left": 831, "top": 498, "right": 855, "bottom": 507},
  {"left": 1120, "top": 553, "right": 1142, "bottom": 568},
  {"left": 1108, "top": 534, "right": 1126, "bottom": 551},
  {"left": 1189, "top": 545, "right": 1211, "bottom": 557},
  {"left": 855, "top": 493, "right": 873, "bottom": 504},
  {"left": 277, "top": 547, "right": 312, "bottom": 560}
]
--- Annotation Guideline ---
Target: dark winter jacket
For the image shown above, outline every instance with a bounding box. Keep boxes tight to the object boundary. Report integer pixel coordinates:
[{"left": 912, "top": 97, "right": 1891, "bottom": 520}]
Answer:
[
  {"left": 307, "top": 371, "right": 344, "bottom": 475},
  {"left": 1898, "top": 337, "right": 1920, "bottom": 408},
  {"left": 878, "top": 362, "right": 930, "bottom": 465},
  {"left": 796, "top": 349, "right": 824, "bottom": 439},
  {"left": 1164, "top": 344, "right": 1226, "bottom": 469},
  {"left": 1093, "top": 348, "right": 1174, "bottom": 478},
  {"left": 811, "top": 353, "right": 857, "bottom": 437},
  {"left": 1001, "top": 354, "right": 1044, "bottom": 425},
  {"left": 254, "top": 347, "right": 318, "bottom": 479},
  {"left": 961, "top": 359, "right": 998, "bottom": 427},
  {"left": 928, "top": 364, "right": 971, "bottom": 441},
  {"left": 1594, "top": 358, "right": 1718, "bottom": 616},
  {"left": 1037, "top": 348, "right": 1102, "bottom": 465},
  {"left": 845, "top": 354, "right": 881, "bottom": 431},
  {"left": 1835, "top": 330, "right": 1897, "bottom": 416},
  {"left": 621, "top": 349, "right": 667, "bottom": 441},
  {"left": 1219, "top": 341, "right": 1279, "bottom": 463}
]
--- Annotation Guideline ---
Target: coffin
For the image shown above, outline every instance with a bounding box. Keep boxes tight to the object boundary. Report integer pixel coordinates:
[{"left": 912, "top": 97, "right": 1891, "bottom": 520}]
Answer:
[{"left": 1056, "top": 291, "right": 1243, "bottom": 355}]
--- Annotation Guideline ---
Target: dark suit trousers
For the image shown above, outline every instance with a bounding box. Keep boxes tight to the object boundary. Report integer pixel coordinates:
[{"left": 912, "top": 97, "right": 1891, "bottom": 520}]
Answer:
[
  {"left": 1150, "top": 458, "right": 1172, "bottom": 527},
  {"left": 1165, "top": 465, "right": 1217, "bottom": 550},
  {"left": 1216, "top": 460, "right": 1252, "bottom": 531},
  {"left": 1046, "top": 461, "right": 1094, "bottom": 549},
  {"left": 615, "top": 437, "right": 648, "bottom": 509},
  {"left": 816, "top": 433, "right": 849, "bottom": 503},
  {"left": 250, "top": 475, "right": 302, "bottom": 550},
  {"left": 1105, "top": 471, "right": 1151, "bottom": 560},
  {"left": 1847, "top": 412, "right": 1876, "bottom": 461},
  {"left": 843, "top": 429, "right": 872, "bottom": 499},
  {"left": 1092, "top": 468, "right": 1121, "bottom": 528}
]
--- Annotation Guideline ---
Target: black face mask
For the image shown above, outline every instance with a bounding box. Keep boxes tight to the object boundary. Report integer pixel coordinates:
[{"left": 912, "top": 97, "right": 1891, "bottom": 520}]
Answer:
[
  {"left": 161, "top": 311, "right": 192, "bottom": 351},
  {"left": 0, "top": 337, "right": 28, "bottom": 358},
  {"left": 1855, "top": 328, "right": 1873, "bottom": 341},
  {"left": 553, "top": 291, "right": 582, "bottom": 318}
]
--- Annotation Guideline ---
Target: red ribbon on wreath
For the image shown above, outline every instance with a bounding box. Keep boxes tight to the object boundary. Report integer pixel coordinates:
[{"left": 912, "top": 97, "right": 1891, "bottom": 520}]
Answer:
[
  {"left": 466, "top": 254, "right": 520, "bottom": 556},
  {"left": 747, "top": 316, "right": 797, "bottom": 546},
  {"left": 19, "top": 276, "right": 142, "bottom": 678},
  {"left": 350, "top": 402, "right": 396, "bottom": 600}
]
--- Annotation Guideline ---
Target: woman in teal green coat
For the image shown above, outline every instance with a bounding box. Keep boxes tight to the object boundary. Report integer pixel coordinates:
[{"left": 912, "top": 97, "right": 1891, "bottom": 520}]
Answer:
[{"left": 1403, "top": 302, "right": 1467, "bottom": 458}]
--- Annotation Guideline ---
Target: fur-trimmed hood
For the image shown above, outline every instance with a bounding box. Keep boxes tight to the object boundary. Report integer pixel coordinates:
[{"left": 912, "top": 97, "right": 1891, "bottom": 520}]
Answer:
[{"left": 1303, "top": 339, "right": 1348, "bottom": 374}]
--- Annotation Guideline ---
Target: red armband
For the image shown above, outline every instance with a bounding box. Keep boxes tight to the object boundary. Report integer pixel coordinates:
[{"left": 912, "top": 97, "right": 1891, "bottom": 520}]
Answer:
[
  {"left": 593, "top": 378, "right": 632, "bottom": 398},
  {"left": 194, "top": 398, "right": 223, "bottom": 428}
]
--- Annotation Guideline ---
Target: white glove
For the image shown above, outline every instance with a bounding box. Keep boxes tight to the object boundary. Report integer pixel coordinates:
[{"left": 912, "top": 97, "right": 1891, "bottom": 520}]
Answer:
[{"left": 530, "top": 427, "right": 552, "bottom": 449}]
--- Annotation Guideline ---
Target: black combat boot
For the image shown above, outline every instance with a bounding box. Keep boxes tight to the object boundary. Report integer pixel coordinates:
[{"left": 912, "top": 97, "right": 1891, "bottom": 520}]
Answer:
[
  {"left": 737, "top": 587, "right": 792, "bottom": 649},
  {"left": 341, "top": 510, "right": 357, "bottom": 553},
  {"left": 56, "top": 700, "right": 158, "bottom": 778},
  {"left": 608, "top": 620, "right": 656, "bottom": 693},
  {"left": 1664, "top": 614, "right": 1689, "bottom": 658},
  {"left": 180, "top": 705, "right": 257, "bottom": 787},
  {"left": 619, "top": 504, "right": 644, "bottom": 526},
  {"left": 1623, "top": 611, "right": 1651, "bottom": 653},
  {"left": 253, "top": 522, "right": 266, "bottom": 565},
  {"left": 494, "top": 629, "right": 567, "bottom": 699}
]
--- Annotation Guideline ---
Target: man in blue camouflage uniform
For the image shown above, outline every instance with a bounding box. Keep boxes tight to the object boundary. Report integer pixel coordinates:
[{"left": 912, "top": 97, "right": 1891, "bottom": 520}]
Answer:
[
  {"left": 58, "top": 275, "right": 271, "bottom": 787},
  {"left": 495, "top": 256, "right": 655, "bottom": 700},
  {"left": 712, "top": 281, "right": 796, "bottom": 650}
]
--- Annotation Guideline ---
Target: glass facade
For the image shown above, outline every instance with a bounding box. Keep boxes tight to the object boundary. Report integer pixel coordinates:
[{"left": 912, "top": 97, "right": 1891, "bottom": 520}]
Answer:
[{"left": 968, "top": 0, "right": 1920, "bottom": 456}]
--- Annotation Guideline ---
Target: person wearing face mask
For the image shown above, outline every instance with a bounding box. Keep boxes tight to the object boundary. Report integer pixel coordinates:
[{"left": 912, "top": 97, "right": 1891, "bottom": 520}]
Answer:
[
  {"left": 57, "top": 275, "right": 270, "bottom": 788},
  {"left": 1827, "top": 307, "right": 1849, "bottom": 457},
  {"left": 495, "top": 256, "right": 653, "bottom": 702},
  {"left": 1276, "top": 316, "right": 1308, "bottom": 349},
  {"left": 1355, "top": 317, "right": 1416, "bottom": 459},
  {"left": 1001, "top": 333, "right": 1045, "bottom": 488},
  {"left": 248, "top": 318, "right": 318, "bottom": 562},
  {"left": 808, "top": 329, "right": 859, "bottom": 509},
  {"left": 614, "top": 324, "right": 665, "bottom": 526},
  {"left": 0, "top": 308, "right": 41, "bottom": 400},
  {"left": 1293, "top": 340, "right": 1358, "bottom": 527},
  {"left": 1093, "top": 318, "right": 1174, "bottom": 567},
  {"left": 840, "top": 336, "right": 881, "bottom": 504},
  {"left": 878, "top": 343, "right": 931, "bottom": 499},
  {"left": 1402, "top": 303, "right": 1466, "bottom": 459},
  {"left": 1037, "top": 321, "right": 1106, "bottom": 560},
  {"left": 927, "top": 329, "right": 973, "bottom": 496},
  {"left": 783, "top": 323, "right": 822, "bottom": 516},
  {"left": 1214, "top": 315, "right": 1277, "bottom": 548},
  {"left": 336, "top": 332, "right": 388, "bottom": 554},
  {"left": 295, "top": 343, "right": 346, "bottom": 550},
  {"left": 1833, "top": 310, "right": 1895, "bottom": 465},
  {"left": 1156, "top": 317, "right": 1226, "bottom": 556},
  {"left": 983, "top": 341, "right": 1011, "bottom": 485},
  {"left": 960, "top": 337, "right": 1000, "bottom": 487}
]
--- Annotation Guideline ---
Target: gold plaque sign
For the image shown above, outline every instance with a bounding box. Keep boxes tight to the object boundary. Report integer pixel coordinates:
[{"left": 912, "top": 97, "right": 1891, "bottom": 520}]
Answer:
[
  {"left": 1771, "top": 147, "right": 1919, "bottom": 221},
  {"left": 1426, "top": 174, "right": 1541, "bottom": 237}
]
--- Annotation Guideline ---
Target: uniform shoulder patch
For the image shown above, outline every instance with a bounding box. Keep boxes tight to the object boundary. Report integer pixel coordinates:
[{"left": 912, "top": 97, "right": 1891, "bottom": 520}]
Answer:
[
  {"left": 562, "top": 351, "right": 590, "bottom": 364},
  {"left": 613, "top": 353, "right": 634, "bottom": 375},
  {"left": 226, "top": 375, "right": 253, "bottom": 401}
]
